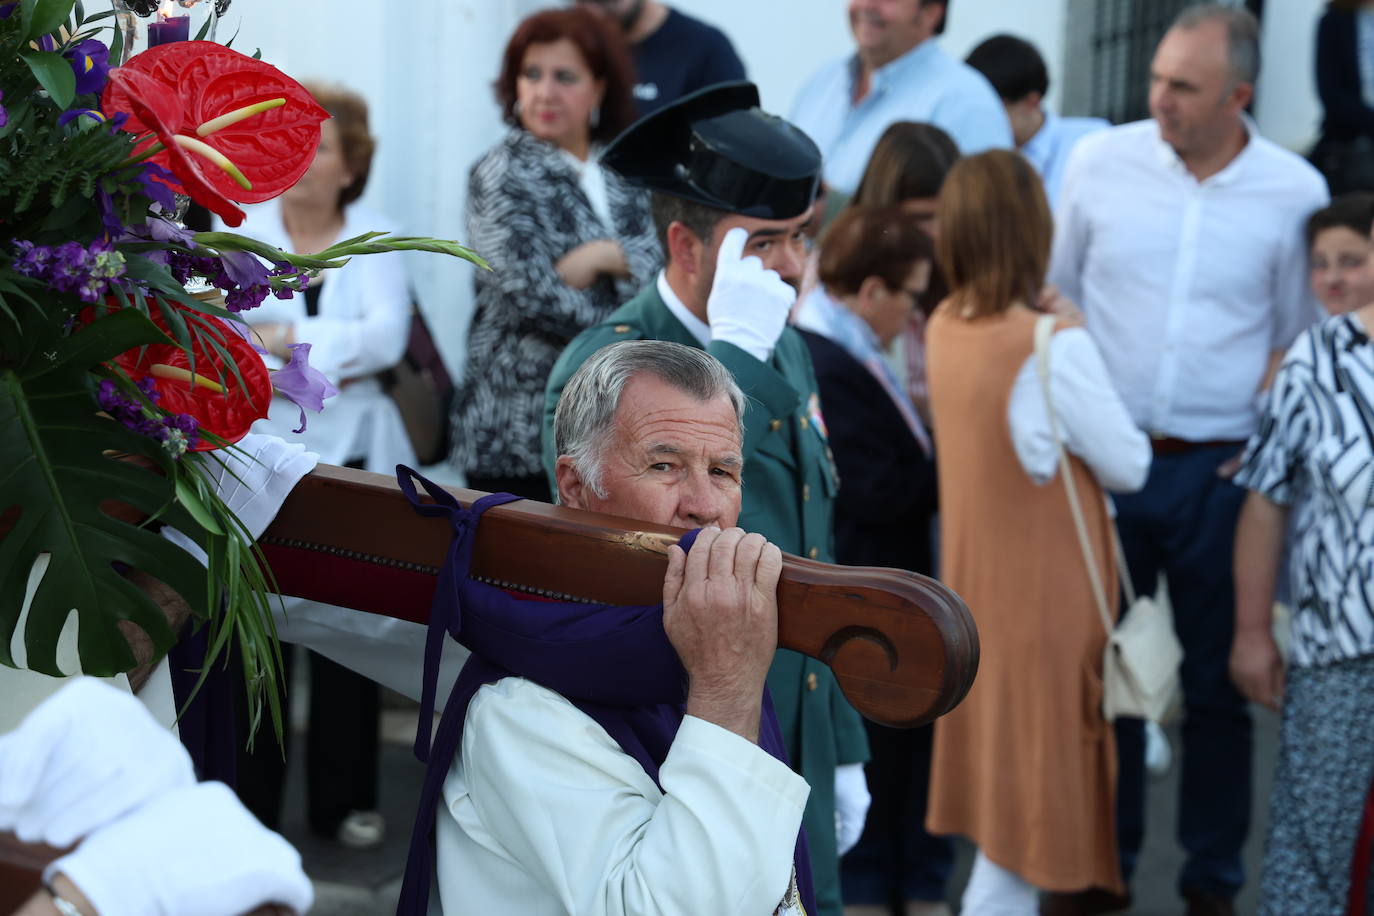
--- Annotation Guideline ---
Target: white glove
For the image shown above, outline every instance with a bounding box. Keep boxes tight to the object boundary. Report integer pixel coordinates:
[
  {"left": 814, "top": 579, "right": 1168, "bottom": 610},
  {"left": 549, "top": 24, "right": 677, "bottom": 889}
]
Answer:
[
  {"left": 706, "top": 226, "right": 797, "bottom": 362},
  {"left": 49, "top": 781, "right": 314, "bottom": 916},
  {"left": 834, "top": 762, "right": 871, "bottom": 856},
  {"left": 200, "top": 432, "right": 318, "bottom": 540},
  {"left": 0, "top": 677, "right": 195, "bottom": 847},
  {"left": 162, "top": 432, "right": 318, "bottom": 564}
]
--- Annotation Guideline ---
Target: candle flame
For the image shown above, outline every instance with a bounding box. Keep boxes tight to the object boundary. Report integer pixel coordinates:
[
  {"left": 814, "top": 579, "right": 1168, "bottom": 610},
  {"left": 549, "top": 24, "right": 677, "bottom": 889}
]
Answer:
[{"left": 157, "top": 0, "right": 176, "bottom": 21}]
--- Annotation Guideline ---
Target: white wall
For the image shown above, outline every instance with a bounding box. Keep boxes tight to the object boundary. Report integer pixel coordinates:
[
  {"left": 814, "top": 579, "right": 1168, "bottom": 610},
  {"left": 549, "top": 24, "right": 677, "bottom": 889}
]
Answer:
[
  {"left": 1254, "top": 0, "right": 1324, "bottom": 153},
  {"left": 211, "top": 0, "right": 1326, "bottom": 375},
  {"left": 940, "top": 0, "right": 1069, "bottom": 113}
]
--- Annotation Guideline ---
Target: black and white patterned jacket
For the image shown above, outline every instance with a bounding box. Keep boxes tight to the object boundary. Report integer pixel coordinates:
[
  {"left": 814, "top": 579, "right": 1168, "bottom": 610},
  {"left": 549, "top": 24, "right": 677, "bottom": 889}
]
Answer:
[
  {"left": 1237, "top": 314, "right": 1374, "bottom": 667},
  {"left": 449, "top": 128, "right": 661, "bottom": 479}
]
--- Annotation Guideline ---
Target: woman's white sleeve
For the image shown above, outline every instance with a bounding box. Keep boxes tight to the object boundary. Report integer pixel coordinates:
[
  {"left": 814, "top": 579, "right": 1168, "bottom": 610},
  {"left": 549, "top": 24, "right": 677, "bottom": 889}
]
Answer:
[{"left": 1009, "top": 327, "right": 1150, "bottom": 492}]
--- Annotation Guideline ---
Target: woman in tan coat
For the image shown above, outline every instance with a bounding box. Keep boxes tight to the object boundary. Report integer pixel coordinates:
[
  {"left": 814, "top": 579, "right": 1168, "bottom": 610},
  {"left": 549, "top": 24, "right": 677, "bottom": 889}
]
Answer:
[{"left": 924, "top": 151, "right": 1150, "bottom": 914}]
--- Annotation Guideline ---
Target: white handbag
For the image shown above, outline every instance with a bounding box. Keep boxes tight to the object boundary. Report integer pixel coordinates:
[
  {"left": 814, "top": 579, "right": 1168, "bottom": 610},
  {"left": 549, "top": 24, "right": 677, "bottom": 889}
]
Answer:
[{"left": 1034, "top": 316, "right": 1182, "bottom": 724}]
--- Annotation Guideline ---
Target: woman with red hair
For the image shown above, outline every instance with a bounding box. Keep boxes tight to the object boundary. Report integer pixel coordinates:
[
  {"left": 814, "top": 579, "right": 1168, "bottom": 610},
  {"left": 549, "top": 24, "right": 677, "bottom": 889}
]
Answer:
[{"left": 449, "top": 6, "right": 661, "bottom": 502}]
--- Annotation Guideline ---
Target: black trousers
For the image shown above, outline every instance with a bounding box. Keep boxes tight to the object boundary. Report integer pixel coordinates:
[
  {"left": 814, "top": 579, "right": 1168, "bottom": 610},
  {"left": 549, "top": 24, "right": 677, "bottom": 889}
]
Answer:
[
  {"left": 233, "top": 645, "right": 381, "bottom": 836},
  {"left": 1113, "top": 445, "right": 1251, "bottom": 897},
  {"left": 841, "top": 720, "right": 954, "bottom": 908}
]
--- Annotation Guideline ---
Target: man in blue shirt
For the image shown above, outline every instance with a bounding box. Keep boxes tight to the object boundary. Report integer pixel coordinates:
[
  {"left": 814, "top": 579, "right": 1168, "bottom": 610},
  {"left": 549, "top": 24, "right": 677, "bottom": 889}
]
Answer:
[
  {"left": 789, "top": 0, "right": 1011, "bottom": 194},
  {"left": 576, "top": 0, "right": 746, "bottom": 117},
  {"left": 965, "top": 34, "right": 1109, "bottom": 209}
]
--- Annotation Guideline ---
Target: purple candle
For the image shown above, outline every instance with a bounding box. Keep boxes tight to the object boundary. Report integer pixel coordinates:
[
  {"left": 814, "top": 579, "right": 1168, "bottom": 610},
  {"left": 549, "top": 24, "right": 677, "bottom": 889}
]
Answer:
[{"left": 146, "top": 14, "right": 189, "bottom": 47}]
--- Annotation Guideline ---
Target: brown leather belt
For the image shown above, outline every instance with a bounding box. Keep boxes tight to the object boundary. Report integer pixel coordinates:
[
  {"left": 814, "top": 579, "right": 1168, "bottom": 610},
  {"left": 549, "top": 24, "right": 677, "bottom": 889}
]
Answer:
[{"left": 1150, "top": 436, "right": 1246, "bottom": 456}]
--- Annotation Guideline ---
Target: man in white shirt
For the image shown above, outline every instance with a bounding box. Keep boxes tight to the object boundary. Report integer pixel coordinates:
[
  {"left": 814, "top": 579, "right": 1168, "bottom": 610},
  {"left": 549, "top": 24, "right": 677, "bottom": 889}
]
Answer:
[
  {"left": 964, "top": 33, "right": 1109, "bottom": 208},
  {"left": 1048, "top": 6, "right": 1328, "bottom": 915},
  {"left": 435, "top": 340, "right": 813, "bottom": 915},
  {"left": 789, "top": 0, "right": 1011, "bottom": 194}
]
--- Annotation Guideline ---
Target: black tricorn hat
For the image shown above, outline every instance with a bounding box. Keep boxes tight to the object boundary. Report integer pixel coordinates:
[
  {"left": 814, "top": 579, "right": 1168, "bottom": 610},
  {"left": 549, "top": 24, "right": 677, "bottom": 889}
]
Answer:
[{"left": 601, "top": 81, "right": 821, "bottom": 220}]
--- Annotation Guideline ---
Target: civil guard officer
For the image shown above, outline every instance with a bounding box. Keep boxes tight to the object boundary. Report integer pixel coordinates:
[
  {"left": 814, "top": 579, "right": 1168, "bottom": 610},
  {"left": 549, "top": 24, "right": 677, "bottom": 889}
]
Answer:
[{"left": 542, "top": 81, "right": 870, "bottom": 916}]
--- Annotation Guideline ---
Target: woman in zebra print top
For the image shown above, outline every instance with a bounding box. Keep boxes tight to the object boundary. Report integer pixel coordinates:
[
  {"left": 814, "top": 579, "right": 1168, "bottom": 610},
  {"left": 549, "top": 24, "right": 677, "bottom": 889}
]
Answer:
[
  {"left": 449, "top": 7, "right": 661, "bottom": 500},
  {"left": 1232, "top": 215, "right": 1374, "bottom": 911}
]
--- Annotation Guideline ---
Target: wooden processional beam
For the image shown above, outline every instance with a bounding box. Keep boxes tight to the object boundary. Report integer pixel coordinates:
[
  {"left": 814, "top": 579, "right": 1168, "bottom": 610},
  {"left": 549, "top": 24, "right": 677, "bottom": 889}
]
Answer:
[{"left": 258, "top": 464, "right": 980, "bottom": 729}]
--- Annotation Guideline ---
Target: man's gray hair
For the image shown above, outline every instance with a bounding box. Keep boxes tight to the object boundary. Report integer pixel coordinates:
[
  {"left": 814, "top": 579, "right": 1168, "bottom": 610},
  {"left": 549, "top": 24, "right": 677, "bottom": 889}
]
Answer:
[
  {"left": 553, "top": 340, "right": 746, "bottom": 500},
  {"left": 1172, "top": 3, "right": 1260, "bottom": 87}
]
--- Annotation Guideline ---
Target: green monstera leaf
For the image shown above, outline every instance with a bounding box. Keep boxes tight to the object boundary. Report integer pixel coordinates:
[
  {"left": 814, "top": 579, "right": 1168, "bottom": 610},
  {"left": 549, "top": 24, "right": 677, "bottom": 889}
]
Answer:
[{"left": 0, "top": 306, "right": 211, "bottom": 675}]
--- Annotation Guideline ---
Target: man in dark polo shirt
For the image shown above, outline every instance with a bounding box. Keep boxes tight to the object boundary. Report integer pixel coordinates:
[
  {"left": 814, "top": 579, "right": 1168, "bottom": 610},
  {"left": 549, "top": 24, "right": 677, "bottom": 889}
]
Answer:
[{"left": 575, "top": 0, "right": 746, "bottom": 116}]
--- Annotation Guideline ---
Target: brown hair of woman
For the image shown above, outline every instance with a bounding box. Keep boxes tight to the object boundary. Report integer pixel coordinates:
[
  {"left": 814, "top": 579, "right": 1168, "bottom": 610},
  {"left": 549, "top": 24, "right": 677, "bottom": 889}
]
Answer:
[
  {"left": 493, "top": 6, "right": 638, "bottom": 144},
  {"left": 936, "top": 149, "right": 1052, "bottom": 319},
  {"left": 818, "top": 205, "right": 935, "bottom": 296},
  {"left": 301, "top": 82, "right": 375, "bottom": 210},
  {"left": 851, "top": 121, "right": 960, "bottom": 207}
]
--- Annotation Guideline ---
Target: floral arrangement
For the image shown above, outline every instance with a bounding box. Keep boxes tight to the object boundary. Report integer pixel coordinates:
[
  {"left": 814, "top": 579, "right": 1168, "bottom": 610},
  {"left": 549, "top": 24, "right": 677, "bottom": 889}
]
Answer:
[{"left": 0, "top": 0, "right": 484, "bottom": 731}]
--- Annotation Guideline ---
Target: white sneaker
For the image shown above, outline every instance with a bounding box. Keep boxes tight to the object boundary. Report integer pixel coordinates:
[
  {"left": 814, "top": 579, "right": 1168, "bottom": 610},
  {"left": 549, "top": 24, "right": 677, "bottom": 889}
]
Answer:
[
  {"left": 1145, "top": 720, "right": 1173, "bottom": 778},
  {"left": 336, "top": 809, "right": 386, "bottom": 849}
]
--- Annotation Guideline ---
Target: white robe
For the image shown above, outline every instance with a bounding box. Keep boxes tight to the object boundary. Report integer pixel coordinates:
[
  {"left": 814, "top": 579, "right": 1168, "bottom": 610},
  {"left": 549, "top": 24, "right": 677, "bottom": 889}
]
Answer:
[
  {"left": 223, "top": 200, "right": 417, "bottom": 473},
  {"left": 436, "top": 677, "right": 810, "bottom": 916}
]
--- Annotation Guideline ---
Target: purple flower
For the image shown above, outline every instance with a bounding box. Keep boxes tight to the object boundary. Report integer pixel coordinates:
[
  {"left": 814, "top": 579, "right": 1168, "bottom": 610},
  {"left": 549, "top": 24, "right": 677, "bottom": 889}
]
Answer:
[
  {"left": 96, "top": 187, "right": 123, "bottom": 240},
  {"left": 96, "top": 378, "right": 127, "bottom": 413},
  {"left": 144, "top": 215, "right": 196, "bottom": 246},
  {"left": 165, "top": 251, "right": 197, "bottom": 284},
  {"left": 65, "top": 39, "right": 110, "bottom": 95},
  {"left": 48, "top": 241, "right": 94, "bottom": 294},
  {"left": 58, "top": 108, "right": 107, "bottom": 127},
  {"left": 12, "top": 240, "right": 52, "bottom": 277},
  {"left": 270, "top": 262, "right": 308, "bottom": 299},
  {"left": 210, "top": 251, "right": 287, "bottom": 313},
  {"left": 224, "top": 286, "right": 270, "bottom": 312},
  {"left": 0, "top": 90, "right": 7, "bottom": 130},
  {"left": 166, "top": 253, "right": 223, "bottom": 286},
  {"left": 136, "top": 162, "right": 179, "bottom": 214},
  {"left": 0, "top": 4, "right": 16, "bottom": 20},
  {"left": 11, "top": 238, "right": 125, "bottom": 301},
  {"left": 270, "top": 343, "right": 338, "bottom": 433},
  {"left": 96, "top": 377, "right": 199, "bottom": 457},
  {"left": 159, "top": 412, "right": 200, "bottom": 456},
  {"left": 218, "top": 249, "right": 269, "bottom": 290}
]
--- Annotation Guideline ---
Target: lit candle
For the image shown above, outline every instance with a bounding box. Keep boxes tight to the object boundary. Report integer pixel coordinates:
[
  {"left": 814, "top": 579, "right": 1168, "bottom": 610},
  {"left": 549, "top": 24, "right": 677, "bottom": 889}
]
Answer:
[{"left": 146, "top": 1, "right": 189, "bottom": 47}]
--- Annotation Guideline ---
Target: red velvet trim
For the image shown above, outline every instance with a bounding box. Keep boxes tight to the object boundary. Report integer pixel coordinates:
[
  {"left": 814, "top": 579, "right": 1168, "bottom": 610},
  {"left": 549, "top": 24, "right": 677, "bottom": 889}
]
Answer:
[
  {"left": 1349, "top": 774, "right": 1374, "bottom": 916},
  {"left": 258, "top": 545, "right": 560, "bottom": 624},
  {"left": 260, "top": 543, "right": 436, "bottom": 625}
]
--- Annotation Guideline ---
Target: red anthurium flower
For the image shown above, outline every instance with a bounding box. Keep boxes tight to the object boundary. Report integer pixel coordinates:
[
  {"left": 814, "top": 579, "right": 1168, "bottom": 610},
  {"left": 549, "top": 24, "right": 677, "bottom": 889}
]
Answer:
[
  {"left": 113, "top": 303, "right": 272, "bottom": 449},
  {"left": 102, "top": 42, "right": 329, "bottom": 223},
  {"left": 105, "top": 67, "right": 248, "bottom": 226}
]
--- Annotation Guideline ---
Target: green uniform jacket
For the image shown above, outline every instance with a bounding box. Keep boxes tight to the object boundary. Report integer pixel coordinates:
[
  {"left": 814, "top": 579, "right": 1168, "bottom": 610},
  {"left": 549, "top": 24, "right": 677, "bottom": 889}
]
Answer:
[{"left": 542, "top": 282, "right": 869, "bottom": 916}]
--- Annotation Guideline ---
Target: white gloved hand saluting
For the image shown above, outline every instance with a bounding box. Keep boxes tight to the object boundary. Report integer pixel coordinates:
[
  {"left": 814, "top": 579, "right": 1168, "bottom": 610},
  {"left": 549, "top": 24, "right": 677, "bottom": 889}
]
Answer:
[
  {"left": 49, "top": 781, "right": 314, "bottom": 916},
  {"left": 706, "top": 226, "right": 797, "bottom": 362},
  {"left": 0, "top": 677, "right": 195, "bottom": 848},
  {"left": 834, "top": 762, "right": 872, "bottom": 857}
]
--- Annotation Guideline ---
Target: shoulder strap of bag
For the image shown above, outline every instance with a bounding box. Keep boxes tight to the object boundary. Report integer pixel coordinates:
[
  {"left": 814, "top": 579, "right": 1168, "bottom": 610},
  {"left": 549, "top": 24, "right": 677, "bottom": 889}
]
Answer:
[{"left": 1033, "top": 315, "right": 1117, "bottom": 636}]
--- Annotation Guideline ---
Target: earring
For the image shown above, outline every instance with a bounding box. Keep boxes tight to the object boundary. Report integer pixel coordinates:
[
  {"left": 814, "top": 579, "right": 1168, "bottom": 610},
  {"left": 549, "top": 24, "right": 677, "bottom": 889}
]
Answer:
[{"left": 589, "top": 106, "right": 600, "bottom": 129}]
